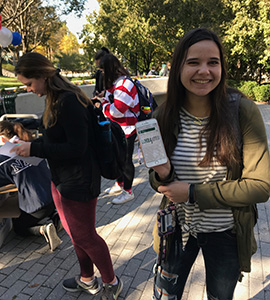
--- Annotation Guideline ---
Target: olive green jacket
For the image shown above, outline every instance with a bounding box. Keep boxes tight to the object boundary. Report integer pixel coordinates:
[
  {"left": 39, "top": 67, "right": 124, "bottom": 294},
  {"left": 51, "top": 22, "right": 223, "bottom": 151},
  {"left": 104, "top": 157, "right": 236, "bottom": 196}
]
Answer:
[{"left": 150, "top": 97, "right": 270, "bottom": 272}]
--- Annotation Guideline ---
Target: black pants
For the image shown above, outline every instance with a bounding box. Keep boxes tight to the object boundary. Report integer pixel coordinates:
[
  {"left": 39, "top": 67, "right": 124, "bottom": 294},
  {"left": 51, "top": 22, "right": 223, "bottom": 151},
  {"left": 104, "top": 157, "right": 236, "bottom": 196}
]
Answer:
[
  {"left": 12, "top": 202, "right": 56, "bottom": 236},
  {"left": 117, "top": 133, "right": 136, "bottom": 190},
  {"left": 153, "top": 230, "right": 240, "bottom": 300}
]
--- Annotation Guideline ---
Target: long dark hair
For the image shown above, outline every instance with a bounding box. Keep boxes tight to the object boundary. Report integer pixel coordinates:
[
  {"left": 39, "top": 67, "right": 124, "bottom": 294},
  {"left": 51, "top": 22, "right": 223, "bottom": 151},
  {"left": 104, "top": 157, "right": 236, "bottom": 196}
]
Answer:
[
  {"left": 94, "top": 47, "right": 110, "bottom": 61},
  {"left": 99, "top": 54, "right": 129, "bottom": 89},
  {"left": 158, "top": 28, "right": 241, "bottom": 167},
  {"left": 15, "top": 52, "right": 92, "bottom": 128},
  {"left": 0, "top": 120, "right": 33, "bottom": 141}
]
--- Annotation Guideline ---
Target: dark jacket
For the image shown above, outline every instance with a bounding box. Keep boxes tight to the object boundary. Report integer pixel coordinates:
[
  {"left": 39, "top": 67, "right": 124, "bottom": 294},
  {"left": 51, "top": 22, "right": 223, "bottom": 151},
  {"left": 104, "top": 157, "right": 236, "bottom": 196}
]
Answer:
[
  {"left": 93, "top": 69, "right": 104, "bottom": 96},
  {"left": 150, "top": 96, "right": 270, "bottom": 272},
  {"left": 0, "top": 157, "right": 53, "bottom": 213},
  {"left": 31, "top": 92, "right": 101, "bottom": 202}
]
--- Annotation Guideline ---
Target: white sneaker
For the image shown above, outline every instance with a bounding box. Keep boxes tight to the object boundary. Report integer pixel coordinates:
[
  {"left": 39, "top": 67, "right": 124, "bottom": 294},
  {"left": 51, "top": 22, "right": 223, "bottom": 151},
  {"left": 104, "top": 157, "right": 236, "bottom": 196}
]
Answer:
[
  {"left": 42, "top": 223, "right": 62, "bottom": 251},
  {"left": 112, "top": 190, "right": 134, "bottom": 205},
  {"left": 104, "top": 182, "right": 123, "bottom": 195}
]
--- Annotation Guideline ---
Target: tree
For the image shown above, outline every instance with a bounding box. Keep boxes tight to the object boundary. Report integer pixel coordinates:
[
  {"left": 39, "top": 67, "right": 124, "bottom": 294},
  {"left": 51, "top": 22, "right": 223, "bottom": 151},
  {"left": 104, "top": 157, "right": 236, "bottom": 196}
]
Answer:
[
  {"left": 42, "top": 23, "right": 69, "bottom": 60},
  {"left": 82, "top": 0, "right": 175, "bottom": 73},
  {"left": 0, "top": 0, "right": 63, "bottom": 78},
  {"left": 58, "top": 32, "right": 80, "bottom": 54},
  {"left": 222, "top": 0, "right": 270, "bottom": 83},
  {"left": 0, "top": 0, "right": 87, "bottom": 76},
  {"left": 0, "top": 0, "right": 35, "bottom": 27},
  {"left": 1, "top": 1, "right": 61, "bottom": 53},
  {"left": 0, "top": 0, "right": 85, "bottom": 52},
  {"left": 81, "top": 0, "right": 231, "bottom": 74},
  {"left": 0, "top": 0, "right": 36, "bottom": 76},
  {"left": 55, "top": 52, "right": 90, "bottom": 74},
  {"left": 47, "top": 0, "right": 88, "bottom": 16}
]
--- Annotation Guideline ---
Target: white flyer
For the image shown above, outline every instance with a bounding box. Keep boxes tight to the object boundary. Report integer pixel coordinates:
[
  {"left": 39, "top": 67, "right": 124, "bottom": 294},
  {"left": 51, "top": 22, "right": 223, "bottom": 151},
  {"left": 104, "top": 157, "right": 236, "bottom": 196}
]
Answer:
[{"left": 0, "top": 141, "right": 43, "bottom": 166}]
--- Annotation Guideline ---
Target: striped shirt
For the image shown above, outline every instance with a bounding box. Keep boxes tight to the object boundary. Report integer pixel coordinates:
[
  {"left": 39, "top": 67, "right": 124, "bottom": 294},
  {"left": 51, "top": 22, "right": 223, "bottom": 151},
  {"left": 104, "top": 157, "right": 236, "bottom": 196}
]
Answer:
[
  {"left": 171, "top": 108, "right": 234, "bottom": 248},
  {"left": 103, "top": 76, "right": 140, "bottom": 137}
]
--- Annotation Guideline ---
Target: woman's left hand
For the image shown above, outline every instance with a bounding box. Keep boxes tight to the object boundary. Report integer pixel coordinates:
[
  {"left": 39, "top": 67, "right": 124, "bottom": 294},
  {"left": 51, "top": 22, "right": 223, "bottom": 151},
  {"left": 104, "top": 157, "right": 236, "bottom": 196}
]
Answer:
[
  {"left": 158, "top": 181, "right": 189, "bottom": 203},
  {"left": 10, "top": 142, "right": 31, "bottom": 157}
]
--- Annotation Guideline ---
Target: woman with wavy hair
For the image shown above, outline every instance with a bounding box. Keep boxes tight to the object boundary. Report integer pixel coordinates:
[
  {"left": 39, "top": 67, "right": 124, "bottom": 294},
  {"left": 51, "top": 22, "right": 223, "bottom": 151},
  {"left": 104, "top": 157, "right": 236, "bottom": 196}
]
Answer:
[
  {"left": 99, "top": 53, "right": 139, "bottom": 205},
  {"left": 12, "top": 52, "right": 123, "bottom": 300},
  {"left": 150, "top": 28, "right": 270, "bottom": 300}
]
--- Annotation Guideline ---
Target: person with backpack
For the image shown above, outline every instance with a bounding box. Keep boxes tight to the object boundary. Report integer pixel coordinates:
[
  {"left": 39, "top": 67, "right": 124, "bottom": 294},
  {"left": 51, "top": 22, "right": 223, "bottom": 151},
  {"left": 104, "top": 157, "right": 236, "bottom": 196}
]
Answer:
[
  {"left": 99, "top": 53, "right": 139, "bottom": 205},
  {"left": 0, "top": 120, "right": 62, "bottom": 251},
  {"left": 149, "top": 28, "right": 270, "bottom": 300},
  {"left": 12, "top": 52, "right": 123, "bottom": 300}
]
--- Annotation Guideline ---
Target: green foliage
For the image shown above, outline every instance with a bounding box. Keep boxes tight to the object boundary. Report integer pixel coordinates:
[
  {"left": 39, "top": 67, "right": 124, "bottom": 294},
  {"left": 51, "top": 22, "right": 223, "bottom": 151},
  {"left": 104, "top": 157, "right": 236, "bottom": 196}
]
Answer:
[
  {"left": 253, "top": 84, "right": 270, "bottom": 102},
  {"left": 58, "top": 0, "right": 88, "bottom": 16},
  {"left": 1, "top": 0, "right": 63, "bottom": 54},
  {"left": 0, "top": 77, "right": 22, "bottom": 90},
  {"left": 80, "top": 0, "right": 270, "bottom": 82},
  {"left": 239, "top": 81, "right": 258, "bottom": 99},
  {"left": 227, "top": 79, "right": 240, "bottom": 88},
  {"left": 71, "top": 77, "right": 83, "bottom": 81},
  {"left": 82, "top": 0, "right": 230, "bottom": 74},
  {"left": 232, "top": 80, "right": 270, "bottom": 102},
  {"left": 54, "top": 53, "right": 90, "bottom": 73},
  {"left": 2, "top": 0, "right": 270, "bottom": 82},
  {"left": 2, "top": 64, "right": 15, "bottom": 72},
  {"left": 70, "top": 77, "right": 94, "bottom": 81},
  {"left": 222, "top": 0, "right": 270, "bottom": 82},
  {"left": 58, "top": 32, "right": 80, "bottom": 54}
]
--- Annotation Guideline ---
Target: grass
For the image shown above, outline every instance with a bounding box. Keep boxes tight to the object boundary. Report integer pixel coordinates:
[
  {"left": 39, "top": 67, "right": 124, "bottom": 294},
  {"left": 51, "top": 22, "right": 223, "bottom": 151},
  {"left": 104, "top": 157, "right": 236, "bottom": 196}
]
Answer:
[
  {"left": 0, "top": 74, "right": 159, "bottom": 93},
  {"left": 0, "top": 75, "right": 96, "bottom": 92},
  {"left": 0, "top": 76, "right": 22, "bottom": 89}
]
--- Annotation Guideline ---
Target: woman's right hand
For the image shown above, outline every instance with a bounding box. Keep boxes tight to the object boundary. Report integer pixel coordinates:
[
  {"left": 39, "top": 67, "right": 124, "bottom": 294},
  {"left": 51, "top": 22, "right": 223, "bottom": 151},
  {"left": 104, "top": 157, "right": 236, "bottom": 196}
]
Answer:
[
  {"left": 97, "top": 91, "right": 105, "bottom": 98},
  {"left": 10, "top": 141, "right": 31, "bottom": 157},
  {"left": 158, "top": 181, "right": 189, "bottom": 203}
]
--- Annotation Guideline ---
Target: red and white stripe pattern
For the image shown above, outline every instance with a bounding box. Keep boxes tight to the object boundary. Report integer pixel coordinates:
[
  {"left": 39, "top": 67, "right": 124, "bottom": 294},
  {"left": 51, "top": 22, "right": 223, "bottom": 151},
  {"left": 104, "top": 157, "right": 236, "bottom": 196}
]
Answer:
[{"left": 102, "top": 76, "right": 139, "bottom": 137}]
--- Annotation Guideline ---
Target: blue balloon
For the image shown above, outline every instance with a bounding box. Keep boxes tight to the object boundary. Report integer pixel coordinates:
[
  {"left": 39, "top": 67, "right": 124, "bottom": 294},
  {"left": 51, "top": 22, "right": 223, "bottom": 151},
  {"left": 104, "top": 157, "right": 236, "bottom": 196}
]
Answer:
[{"left": 12, "top": 32, "right": 22, "bottom": 46}]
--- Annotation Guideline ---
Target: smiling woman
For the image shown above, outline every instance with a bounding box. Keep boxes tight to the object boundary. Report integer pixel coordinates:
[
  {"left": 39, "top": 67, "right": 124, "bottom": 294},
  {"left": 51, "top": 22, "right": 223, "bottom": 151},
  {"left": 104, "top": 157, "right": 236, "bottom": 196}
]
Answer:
[
  {"left": 149, "top": 27, "right": 270, "bottom": 300},
  {"left": 180, "top": 40, "right": 222, "bottom": 116}
]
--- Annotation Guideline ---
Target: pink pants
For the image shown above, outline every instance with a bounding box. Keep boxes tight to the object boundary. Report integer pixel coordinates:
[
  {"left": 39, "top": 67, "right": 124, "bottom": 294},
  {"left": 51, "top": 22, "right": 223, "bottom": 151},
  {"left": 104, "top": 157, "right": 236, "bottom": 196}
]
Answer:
[{"left": 51, "top": 183, "right": 115, "bottom": 283}]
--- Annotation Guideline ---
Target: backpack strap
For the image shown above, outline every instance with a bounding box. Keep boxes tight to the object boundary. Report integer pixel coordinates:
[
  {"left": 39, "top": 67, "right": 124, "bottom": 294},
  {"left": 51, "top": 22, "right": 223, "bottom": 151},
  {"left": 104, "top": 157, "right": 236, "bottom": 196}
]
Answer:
[{"left": 228, "top": 92, "right": 242, "bottom": 152}]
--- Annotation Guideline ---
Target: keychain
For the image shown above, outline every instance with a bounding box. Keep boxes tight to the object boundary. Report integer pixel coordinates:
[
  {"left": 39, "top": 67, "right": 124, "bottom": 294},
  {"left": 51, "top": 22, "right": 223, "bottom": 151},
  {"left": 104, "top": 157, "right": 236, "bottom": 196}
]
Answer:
[{"left": 157, "top": 203, "right": 176, "bottom": 237}]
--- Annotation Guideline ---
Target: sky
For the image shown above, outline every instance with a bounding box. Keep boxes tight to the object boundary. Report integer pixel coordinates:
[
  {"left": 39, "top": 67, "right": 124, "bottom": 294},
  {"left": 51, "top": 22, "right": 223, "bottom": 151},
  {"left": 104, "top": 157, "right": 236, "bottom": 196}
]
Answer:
[{"left": 62, "top": 0, "right": 100, "bottom": 41}]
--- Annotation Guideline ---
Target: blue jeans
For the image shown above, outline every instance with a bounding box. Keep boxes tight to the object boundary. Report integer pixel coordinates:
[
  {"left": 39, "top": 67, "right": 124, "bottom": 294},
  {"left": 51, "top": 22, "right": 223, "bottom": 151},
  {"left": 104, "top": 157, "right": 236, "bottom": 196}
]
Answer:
[{"left": 153, "top": 229, "right": 240, "bottom": 300}]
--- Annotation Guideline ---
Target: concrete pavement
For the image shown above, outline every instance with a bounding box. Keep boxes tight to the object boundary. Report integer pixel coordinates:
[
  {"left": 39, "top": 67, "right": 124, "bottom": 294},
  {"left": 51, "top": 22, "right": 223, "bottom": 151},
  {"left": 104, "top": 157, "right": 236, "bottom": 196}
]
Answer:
[{"left": 0, "top": 104, "right": 269, "bottom": 300}]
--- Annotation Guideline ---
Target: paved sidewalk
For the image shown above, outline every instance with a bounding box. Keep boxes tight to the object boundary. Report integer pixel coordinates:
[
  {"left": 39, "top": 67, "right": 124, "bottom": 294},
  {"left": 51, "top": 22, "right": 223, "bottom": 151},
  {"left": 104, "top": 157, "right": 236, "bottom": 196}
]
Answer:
[{"left": 0, "top": 105, "right": 269, "bottom": 300}]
